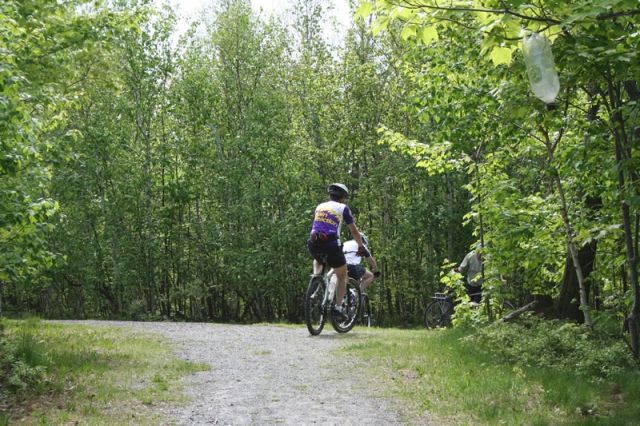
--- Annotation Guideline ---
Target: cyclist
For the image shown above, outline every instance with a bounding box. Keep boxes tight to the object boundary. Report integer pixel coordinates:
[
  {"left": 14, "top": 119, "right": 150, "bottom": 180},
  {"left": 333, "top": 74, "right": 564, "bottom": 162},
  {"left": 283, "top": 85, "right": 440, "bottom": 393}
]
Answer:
[
  {"left": 343, "top": 233, "right": 380, "bottom": 295},
  {"left": 307, "top": 183, "right": 366, "bottom": 320},
  {"left": 455, "top": 248, "right": 483, "bottom": 303}
]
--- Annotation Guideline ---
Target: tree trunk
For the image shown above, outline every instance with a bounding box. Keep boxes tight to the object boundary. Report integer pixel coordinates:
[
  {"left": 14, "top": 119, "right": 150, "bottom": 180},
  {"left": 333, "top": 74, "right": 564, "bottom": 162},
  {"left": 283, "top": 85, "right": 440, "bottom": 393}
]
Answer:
[
  {"left": 555, "top": 87, "right": 603, "bottom": 321},
  {"left": 557, "top": 239, "right": 597, "bottom": 321},
  {"left": 564, "top": 217, "right": 592, "bottom": 326},
  {"left": 557, "top": 194, "right": 601, "bottom": 320},
  {"left": 622, "top": 80, "right": 640, "bottom": 357},
  {"left": 607, "top": 78, "right": 640, "bottom": 357},
  {"left": 551, "top": 160, "right": 593, "bottom": 326},
  {"left": 445, "top": 173, "right": 454, "bottom": 261}
]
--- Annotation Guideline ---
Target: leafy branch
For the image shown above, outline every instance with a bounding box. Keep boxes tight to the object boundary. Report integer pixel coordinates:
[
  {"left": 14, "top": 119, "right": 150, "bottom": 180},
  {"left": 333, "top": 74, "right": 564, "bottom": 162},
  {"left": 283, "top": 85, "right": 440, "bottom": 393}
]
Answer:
[
  {"left": 597, "top": 8, "right": 640, "bottom": 21},
  {"left": 394, "top": 0, "right": 561, "bottom": 25}
]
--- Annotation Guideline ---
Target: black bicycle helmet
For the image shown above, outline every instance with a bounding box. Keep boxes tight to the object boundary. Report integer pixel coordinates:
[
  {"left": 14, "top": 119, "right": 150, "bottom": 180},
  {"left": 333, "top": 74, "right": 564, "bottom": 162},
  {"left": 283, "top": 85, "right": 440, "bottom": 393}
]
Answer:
[{"left": 327, "top": 183, "right": 349, "bottom": 199}]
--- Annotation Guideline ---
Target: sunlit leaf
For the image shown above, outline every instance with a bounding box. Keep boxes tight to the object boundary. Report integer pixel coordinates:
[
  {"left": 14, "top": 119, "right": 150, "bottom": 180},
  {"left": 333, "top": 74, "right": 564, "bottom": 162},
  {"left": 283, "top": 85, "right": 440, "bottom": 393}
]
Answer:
[
  {"left": 371, "top": 16, "right": 390, "bottom": 36},
  {"left": 421, "top": 26, "right": 439, "bottom": 44},
  {"left": 355, "top": 2, "right": 373, "bottom": 21},
  {"left": 489, "top": 46, "right": 513, "bottom": 66},
  {"left": 401, "top": 24, "right": 417, "bottom": 40}
]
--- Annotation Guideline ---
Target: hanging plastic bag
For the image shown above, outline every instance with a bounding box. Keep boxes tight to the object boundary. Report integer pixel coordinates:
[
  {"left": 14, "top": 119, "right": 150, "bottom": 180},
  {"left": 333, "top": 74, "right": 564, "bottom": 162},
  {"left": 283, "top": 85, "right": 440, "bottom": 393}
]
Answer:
[{"left": 522, "top": 32, "right": 560, "bottom": 104}]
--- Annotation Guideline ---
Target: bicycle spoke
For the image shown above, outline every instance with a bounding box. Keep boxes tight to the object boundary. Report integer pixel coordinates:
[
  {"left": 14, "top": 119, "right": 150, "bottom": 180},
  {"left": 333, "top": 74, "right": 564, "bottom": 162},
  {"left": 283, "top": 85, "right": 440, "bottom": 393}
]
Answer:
[{"left": 424, "top": 299, "right": 453, "bottom": 329}]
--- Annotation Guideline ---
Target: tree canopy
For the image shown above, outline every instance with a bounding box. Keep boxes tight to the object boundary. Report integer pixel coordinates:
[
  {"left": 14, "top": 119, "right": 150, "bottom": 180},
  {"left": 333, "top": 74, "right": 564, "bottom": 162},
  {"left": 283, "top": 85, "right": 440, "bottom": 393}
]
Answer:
[{"left": 1, "top": 0, "right": 639, "bottom": 355}]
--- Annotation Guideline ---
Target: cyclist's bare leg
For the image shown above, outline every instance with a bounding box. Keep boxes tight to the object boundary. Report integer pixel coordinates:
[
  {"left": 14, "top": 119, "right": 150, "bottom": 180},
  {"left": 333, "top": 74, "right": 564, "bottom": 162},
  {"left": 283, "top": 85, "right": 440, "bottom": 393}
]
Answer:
[
  {"left": 359, "top": 270, "right": 374, "bottom": 293},
  {"left": 333, "top": 264, "right": 348, "bottom": 305}
]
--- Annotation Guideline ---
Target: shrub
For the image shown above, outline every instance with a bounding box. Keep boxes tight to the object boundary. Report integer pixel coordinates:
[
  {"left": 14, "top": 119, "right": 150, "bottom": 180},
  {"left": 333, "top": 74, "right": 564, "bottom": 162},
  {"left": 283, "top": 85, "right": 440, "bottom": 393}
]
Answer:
[
  {"left": 0, "top": 319, "right": 51, "bottom": 402},
  {"left": 464, "top": 314, "right": 638, "bottom": 380}
]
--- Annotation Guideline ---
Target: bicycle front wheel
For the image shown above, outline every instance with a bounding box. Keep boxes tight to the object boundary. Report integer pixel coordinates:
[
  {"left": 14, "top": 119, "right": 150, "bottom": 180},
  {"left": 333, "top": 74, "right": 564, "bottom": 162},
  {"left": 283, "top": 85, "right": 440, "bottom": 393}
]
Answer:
[
  {"left": 424, "top": 299, "right": 453, "bottom": 329},
  {"left": 361, "top": 294, "right": 372, "bottom": 327},
  {"left": 305, "top": 275, "right": 327, "bottom": 336},
  {"left": 331, "top": 278, "right": 360, "bottom": 333}
]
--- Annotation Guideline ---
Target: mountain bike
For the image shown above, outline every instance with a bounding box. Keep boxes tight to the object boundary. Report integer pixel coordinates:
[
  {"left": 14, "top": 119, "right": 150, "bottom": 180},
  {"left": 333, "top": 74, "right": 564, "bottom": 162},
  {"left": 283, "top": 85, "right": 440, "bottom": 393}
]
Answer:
[
  {"left": 304, "top": 256, "right": 360, "bottom": 336},
  {"left": 341, "top": 245, "right": 378, "bottom": 327},
  {"left": 346, "top": 276, "right": 372, "bottom": 327},
  {"left": 423, "top": 288, "right": 515, "bottom": 329},
  {"left": 358, "top": 286, "right": 372, "bottom": 327}
]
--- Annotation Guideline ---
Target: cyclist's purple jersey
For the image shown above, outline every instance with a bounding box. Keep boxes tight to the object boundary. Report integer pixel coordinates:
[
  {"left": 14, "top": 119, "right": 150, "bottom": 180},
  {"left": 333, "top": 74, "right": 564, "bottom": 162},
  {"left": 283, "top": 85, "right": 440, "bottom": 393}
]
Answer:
[{"left": 310, "top": 201, "right": 354, "bottom": 246}]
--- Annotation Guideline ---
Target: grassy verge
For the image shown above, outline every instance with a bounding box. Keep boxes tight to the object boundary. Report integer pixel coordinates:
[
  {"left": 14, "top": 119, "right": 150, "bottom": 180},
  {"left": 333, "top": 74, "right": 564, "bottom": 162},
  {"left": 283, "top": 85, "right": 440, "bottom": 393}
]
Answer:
[
  {"left": 0, "top": 318, "right": 209, "bottom": 425},
  {"left": 343, "top": 327, "right": 640, "bottom": 425}
]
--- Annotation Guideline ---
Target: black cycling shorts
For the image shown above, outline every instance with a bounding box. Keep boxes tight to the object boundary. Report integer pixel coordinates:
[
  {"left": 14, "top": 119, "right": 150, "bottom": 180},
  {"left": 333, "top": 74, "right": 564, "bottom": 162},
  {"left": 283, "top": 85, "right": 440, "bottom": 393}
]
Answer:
[
  {"left": 307, "top": 241, "right": 346, "bottom": 268},
  {"left": 347, "top": 264, "right": 366, "bottom": 280}
]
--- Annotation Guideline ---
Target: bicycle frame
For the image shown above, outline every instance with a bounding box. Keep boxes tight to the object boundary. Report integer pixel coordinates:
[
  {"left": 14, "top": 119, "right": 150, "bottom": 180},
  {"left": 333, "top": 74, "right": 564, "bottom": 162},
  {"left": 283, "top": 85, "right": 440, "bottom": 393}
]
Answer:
[
  {"left": 324, "top": 269, "right": 338, "bottom": 307},
  {"left": 326, "top": 269, "right": 363, "bottom": 305},
  {"left": 305, "top": 262, "right": 360, "bottom": 335}
]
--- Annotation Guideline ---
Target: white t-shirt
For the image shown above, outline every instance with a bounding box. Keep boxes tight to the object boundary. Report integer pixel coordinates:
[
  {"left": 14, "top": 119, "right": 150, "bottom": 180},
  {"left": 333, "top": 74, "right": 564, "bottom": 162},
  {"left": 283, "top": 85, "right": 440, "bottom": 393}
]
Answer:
[
  {"left": 343, "top": 240, "right": 361, "bottom": 265},
  {"left": 460, "top": 251, "right": 483, "bottom": 286}
]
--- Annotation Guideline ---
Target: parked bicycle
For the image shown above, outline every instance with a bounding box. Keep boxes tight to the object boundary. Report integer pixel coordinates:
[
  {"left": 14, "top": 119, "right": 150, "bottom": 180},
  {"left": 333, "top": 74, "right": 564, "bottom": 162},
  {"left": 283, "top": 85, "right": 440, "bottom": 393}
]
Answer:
[
  {"left": 423, "top": 288, "right": 515, "bottom": 329},
  {"left": 304, "top": 255, "right": 360, "bottom": 335}
]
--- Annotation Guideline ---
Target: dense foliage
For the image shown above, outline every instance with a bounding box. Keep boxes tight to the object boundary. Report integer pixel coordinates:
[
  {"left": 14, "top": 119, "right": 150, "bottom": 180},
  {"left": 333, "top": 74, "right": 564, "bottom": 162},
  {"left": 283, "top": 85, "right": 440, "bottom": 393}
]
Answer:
[
  {"left": 1, "top": 0, "right": 639, "bottom": 355},
  {"left": 359, "top": 0, "right": 640, "bottom": 353},
  {"left": 2, "top": 0, "right": 470, "bottom": 326}
]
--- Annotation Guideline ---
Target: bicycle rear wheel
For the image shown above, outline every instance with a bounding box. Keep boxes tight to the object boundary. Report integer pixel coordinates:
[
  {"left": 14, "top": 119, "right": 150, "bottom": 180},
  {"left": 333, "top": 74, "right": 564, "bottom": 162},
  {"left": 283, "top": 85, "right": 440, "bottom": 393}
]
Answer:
[
  {"left": 305, "top": 275, "right": 327, "bottom": 336},
  {"left": 424, "top": 299, "right": 454, "bottom": 329},
  {"left": 361, "top": 294, "right": 372, "bottom": 327},
  {"left": 331, "top": 278, "right": 360, "bottom": 333}
]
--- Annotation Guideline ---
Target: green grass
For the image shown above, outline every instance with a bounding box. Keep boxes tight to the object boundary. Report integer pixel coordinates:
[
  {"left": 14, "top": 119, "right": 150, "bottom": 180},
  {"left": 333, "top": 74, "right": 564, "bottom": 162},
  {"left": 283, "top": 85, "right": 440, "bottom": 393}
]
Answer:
[
  {"left": 343, "top": 327, "right": 640, "bottom": 425},
  {"left": 1, "top": 318, "right": 209, "bottom": 425}
]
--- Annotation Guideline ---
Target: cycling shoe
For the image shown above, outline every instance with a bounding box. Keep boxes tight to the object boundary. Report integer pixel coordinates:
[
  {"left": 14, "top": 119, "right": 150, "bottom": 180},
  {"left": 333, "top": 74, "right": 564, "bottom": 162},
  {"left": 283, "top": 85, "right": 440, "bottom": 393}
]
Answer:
[{"left": 331, "top": 306, "right": 348, "bottom": 321}]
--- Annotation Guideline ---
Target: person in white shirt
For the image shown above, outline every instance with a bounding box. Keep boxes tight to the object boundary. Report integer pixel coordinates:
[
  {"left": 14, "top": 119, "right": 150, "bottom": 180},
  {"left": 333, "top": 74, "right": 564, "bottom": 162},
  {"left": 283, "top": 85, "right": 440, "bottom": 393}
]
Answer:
[
  {"left": 455, "top": 249, "right": 483, "bottom": 303},
  {"left": 343, "top": 233, "right": 380, "bottom": 294}
]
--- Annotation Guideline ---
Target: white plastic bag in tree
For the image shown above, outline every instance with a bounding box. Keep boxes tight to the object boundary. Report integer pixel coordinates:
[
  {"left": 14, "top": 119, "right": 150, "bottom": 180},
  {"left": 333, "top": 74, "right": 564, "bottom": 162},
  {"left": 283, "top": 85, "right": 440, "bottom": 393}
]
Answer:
[{"left": 522, "top": 32, "right": 560, "bottom": 104}]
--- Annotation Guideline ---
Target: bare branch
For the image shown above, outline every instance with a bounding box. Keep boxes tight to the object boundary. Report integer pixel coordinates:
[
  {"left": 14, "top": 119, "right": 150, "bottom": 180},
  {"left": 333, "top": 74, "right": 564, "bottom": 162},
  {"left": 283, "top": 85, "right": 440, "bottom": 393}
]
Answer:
[{"left": 502, "top": 300, "right": 538, "bottom": 322}]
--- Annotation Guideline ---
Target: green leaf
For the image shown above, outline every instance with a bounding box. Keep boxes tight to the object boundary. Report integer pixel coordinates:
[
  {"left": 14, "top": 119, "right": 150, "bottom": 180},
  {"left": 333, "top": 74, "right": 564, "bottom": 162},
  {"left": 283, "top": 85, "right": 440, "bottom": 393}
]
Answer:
[
  {"left": 371, "top": 16, "right": 390, "bottom": 36},
  {"left": 489, "top": 46, "right": 513, "bottom": 66},
  {"left": 401, "top": 24, "right": 417, "bottom": 41},
  {"left": 421, "top": 26, "right": 439, "bottom": 44},
  {"left": 390, "top": 6, "right": 414, "bottom": 21},
  {"left": 355, "top": 2, "right": 373, "bottom": 21}
]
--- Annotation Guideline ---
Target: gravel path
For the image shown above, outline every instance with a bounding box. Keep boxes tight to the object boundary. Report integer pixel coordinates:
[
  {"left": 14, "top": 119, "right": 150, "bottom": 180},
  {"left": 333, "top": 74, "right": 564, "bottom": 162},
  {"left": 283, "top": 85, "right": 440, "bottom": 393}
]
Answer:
[{"left": 60, "top": 321, "right": 425, "bottom": 425}]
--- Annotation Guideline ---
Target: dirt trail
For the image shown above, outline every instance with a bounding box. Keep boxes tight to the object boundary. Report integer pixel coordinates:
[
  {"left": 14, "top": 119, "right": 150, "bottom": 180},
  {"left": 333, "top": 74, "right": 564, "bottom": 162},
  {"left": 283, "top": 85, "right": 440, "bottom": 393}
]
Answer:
[{"left": 66, "top": 321, "right": 425, "bottom": 425}]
